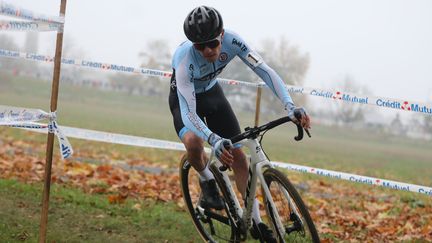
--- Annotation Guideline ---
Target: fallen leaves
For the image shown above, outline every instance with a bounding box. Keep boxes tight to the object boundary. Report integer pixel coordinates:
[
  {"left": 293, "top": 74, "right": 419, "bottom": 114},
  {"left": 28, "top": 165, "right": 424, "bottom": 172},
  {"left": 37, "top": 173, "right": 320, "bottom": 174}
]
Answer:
[
  {"left": 302, "top": 178, "right": 432, "bottom": 242},
  {"left": 1, "top": 131, "right": 431, "bottom": 242},
  {"left": 108, "top": 193, "right": 128, "bottom": 204}
]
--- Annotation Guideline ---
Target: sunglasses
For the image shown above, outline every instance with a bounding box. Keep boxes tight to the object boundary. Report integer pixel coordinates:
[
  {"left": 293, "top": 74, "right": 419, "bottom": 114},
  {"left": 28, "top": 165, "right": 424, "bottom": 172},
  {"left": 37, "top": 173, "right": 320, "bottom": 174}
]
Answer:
[{"left": 193, "top": 35, "right": 222, "bottom": 51}]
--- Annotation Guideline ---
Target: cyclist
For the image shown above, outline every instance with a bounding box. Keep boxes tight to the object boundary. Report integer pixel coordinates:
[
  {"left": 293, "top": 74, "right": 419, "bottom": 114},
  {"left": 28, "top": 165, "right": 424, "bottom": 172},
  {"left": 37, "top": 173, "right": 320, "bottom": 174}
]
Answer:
[{"left": 169, "top": 6, "right": 311, "bottom": 242}]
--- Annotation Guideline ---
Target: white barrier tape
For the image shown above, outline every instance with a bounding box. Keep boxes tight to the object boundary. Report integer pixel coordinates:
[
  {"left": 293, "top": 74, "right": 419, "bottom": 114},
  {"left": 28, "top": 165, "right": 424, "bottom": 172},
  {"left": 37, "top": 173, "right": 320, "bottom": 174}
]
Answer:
[
  {"left": 0, "top": 20, "right": 62, "bottom": 32},
  {"left": 0, "top": 48, "right": 430, "bottom": 116},
  {"left": 48, "top": 120, "right": 73, "bottom": 159},
  {"left": 20, "top": 122, "right": 189, "bottom": 152},
  {"left": 5, "top": 122, "right": 47, "bottom": 129},
  {"left": 0, "top": 49, "right": 171, "bottom": 77},
  {"left": 0, "top": 105, "right": 51, "bottom": 123},
  {"left": 7, "top": 117, "right": 430, "bottom": 196},
  {"left": 0, "top": 1, "right": 64, "bottom": 24},
  {"left": 277, "top": 86, "right": 432, "bottom": 115},
  {"left": 219, "top": 78, "right": 432, "bottom": 116},
  {"left": 272, "top": 161, "right": 432, "bottom": 197},
  {"left": 0, "top": 106, "right": 72, "bottom": 159}
]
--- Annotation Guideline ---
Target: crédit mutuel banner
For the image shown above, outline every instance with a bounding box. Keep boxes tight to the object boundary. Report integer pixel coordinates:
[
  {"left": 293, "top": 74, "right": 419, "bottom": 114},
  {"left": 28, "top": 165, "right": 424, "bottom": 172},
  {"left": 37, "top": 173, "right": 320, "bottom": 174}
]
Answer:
[{"left": 0, "top": 48, "right": 431, "bottom": 116}]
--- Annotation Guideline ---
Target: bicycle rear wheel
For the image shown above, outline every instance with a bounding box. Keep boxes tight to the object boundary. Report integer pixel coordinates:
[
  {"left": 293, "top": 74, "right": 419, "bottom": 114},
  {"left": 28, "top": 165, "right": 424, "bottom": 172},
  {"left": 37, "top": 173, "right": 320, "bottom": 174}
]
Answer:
[
  {"left": 179, "top": 155, "right": 238, "bottom": 242},
  {"left": 262, "top": 168, "right": 320, "bottom": 243}
]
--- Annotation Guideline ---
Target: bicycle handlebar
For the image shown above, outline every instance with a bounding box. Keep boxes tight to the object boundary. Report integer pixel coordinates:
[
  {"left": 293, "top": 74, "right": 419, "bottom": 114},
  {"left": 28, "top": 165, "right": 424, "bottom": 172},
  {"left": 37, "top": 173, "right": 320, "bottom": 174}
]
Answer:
[
  {"left": 219, "top": 115, "right": 311, "bottom": 171},
  {"left": 230, "top": 116, "right": 310, "bottom": 144}
]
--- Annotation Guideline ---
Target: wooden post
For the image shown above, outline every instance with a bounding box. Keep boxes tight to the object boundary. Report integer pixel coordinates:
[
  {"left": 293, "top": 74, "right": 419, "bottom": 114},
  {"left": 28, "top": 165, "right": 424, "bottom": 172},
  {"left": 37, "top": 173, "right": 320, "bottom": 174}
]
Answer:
[
  {"left": 39, "top": 0, "right": 67, "bottom": 242},
  {"left": 254, "top": 87, "right": 262, "bottom": 127}
]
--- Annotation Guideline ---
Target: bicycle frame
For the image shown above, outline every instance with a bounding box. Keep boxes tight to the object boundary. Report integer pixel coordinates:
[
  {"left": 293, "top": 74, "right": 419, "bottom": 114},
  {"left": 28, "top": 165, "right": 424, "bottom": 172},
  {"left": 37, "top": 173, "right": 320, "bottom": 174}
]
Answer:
[
  {"left": 182, "top": 115, "right": 318, "bottom": 242},
  {"left": 209, "top": 137, "right": 286, "bottom": 236}
]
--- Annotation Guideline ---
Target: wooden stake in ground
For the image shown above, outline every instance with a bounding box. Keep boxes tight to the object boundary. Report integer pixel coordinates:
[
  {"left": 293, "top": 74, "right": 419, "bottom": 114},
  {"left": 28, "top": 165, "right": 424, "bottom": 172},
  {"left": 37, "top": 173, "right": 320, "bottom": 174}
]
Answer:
[{"left": 39, "top": 0, "right": 67, "bottom": 242}]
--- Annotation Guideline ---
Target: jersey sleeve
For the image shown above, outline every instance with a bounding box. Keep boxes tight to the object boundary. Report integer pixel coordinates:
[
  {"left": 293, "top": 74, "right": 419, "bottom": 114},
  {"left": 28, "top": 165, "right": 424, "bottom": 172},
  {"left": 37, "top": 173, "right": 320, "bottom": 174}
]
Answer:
[
  {"left": 175, "top": 54, "right": 214, "bottom": 143},
  {"left": 226, "top": 30, "right": 295, "bottom": 110}
]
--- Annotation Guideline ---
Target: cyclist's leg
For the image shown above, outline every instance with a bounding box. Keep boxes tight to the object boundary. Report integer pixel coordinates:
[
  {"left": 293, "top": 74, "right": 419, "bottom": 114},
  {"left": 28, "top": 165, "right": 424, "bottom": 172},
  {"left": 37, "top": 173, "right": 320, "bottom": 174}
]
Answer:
[
  {"left": 201, "top": 84, "right": 249, "bottom": 196},
  {"left": 171, "top": 122, "right": 224, "bottom": 210},
  {"left": 231, "top": 148, "right": 248, "bottom": 197},
  {"left": 169, "top": 74, "right": 208, "bottom": 172},
  {"left": 169, "top": 113, "right": 208, "bottom": 175},
  {"left": 170, "top": 80, "right": 225, "bottom": 209},
  {"left": 181, "top": 131, "right": 207, "bottom": 171},
  {"left": 196, "top": 85, "right": 276, "bottom": 240}
]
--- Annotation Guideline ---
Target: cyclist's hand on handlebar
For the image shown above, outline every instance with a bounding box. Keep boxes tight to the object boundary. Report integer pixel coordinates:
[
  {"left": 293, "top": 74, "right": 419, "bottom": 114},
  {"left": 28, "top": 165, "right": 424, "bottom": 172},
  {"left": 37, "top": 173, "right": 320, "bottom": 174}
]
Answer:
[
  {"left": 209, "top": 133, "right": 234, "bottom": 167},
  {"left": 214, "top": 138, "right": 234, "bottom": 167},
  {"left": 288, "top": 107, "right": 311, "bottom": 130}
]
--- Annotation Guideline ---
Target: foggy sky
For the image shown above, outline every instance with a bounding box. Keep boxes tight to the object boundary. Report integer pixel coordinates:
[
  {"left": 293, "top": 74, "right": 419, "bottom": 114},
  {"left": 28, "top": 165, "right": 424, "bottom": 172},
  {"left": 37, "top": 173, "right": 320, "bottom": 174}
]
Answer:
[{"left": 3, "top": 0, "right": 432, "bottom": 103}]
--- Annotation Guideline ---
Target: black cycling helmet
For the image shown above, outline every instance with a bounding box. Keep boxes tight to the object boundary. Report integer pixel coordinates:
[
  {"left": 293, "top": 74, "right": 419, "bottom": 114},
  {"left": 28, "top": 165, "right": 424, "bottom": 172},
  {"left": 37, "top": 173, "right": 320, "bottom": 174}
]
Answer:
[{"left": 183, "top": 6, "right": 223, "bottom": 43}]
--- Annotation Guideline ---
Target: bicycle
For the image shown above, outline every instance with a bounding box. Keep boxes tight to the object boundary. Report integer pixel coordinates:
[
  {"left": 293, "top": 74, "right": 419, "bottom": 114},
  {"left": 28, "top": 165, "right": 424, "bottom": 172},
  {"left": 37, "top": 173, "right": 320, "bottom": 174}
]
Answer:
[{"left": 180, "top": 114, "right": 320, "bottom": 242}]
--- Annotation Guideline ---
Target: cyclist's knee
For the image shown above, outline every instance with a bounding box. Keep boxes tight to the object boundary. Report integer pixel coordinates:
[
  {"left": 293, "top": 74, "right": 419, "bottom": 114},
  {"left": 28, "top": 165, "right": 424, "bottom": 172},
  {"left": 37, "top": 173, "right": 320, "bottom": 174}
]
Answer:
[{"left": 182, "top": 132, "right": 205, "bottom": 155}]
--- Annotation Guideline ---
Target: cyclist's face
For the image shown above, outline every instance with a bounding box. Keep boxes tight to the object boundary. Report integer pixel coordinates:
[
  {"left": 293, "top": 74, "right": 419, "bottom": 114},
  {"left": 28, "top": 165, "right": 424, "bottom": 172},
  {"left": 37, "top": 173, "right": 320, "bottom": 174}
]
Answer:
[{"left": 194, "top": 33, "right": 223, "bottom": 63}]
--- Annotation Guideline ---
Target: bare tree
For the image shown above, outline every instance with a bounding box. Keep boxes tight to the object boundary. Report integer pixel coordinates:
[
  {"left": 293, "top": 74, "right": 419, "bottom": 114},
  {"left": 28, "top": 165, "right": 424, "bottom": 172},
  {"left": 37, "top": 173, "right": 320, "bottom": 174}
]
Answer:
[
  {"left": 137, "top": 40, "right": 172, "bottom": 97},
  {"left": 109, "top": 73, "right": 144, "bottom": 95},
  {"left": 20, "top": 32, "right": 40, "bottom": 74},
  {"left": 331, "top": 75, "right": 371, "bottom": 126},
  {"left": 257, "top": 37, "right": 310, "bottom": 114},
  {"left": 0, "top": 34, "right": 21, "bottom": 90},
  {"left": 423, "top": 94, "right": 432, "bottom": 134},
  {"left": 221, "top": 37, "right": 310, "bottom": 114},
  {"left": 390, "top": 113, "right": 407, "bottom": 136},
  {"left": 139, "top": 39, "right": 171, "bottom": 70},
  {"left": 259, "top": 37, "right": 310, "bottom": 86},
  {"left": 62, "top": 36, "right": 87, "bottom": 59},
  {"left": 60, "top": 36, "right": 87, "bottom": 84},
  {"left": 424, "top": 115, "right": 432, "bottom": 134},
  {"left": 0, "top": 34, "right": 20, "bottom": 71},
  {"left": 24, "top": 32, "right": 39, "bottom": 53}
]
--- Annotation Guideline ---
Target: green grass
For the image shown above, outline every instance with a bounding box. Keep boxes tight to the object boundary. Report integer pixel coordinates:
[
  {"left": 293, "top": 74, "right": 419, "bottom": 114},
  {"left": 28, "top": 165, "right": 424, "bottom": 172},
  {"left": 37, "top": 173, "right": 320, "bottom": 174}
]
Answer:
[
  {"left": 3, "top": 169, "right": 429, "bottom": 242},
  {"left": 0, "top": 179, "right": 201, "bottom": 243},
  {"left": 0, "top": 75, "right": 175, "bottom": 140},
  {"left": 2, "top": 74, "right": 431, "bottom": 242},
  {"left": 1, "top": 74, "right": 432, "bottom": 186},
  {"left": 261, "top": 124, "right": 432, "bottom": 185}
]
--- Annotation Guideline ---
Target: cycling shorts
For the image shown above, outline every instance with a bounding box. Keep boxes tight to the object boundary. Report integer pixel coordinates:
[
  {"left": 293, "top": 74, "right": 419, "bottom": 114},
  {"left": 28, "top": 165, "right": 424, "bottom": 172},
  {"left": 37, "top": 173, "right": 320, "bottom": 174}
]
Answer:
[{"left": 168, "top": 70, "right": 241, "bottom": 141}]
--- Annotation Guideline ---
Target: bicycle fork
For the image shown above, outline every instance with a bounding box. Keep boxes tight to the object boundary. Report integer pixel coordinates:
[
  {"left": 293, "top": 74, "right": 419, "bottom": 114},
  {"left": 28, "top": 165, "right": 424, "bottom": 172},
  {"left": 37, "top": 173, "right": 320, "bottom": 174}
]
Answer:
[
  {"left": 243, "top": 139, "right": 287, "bottom": 240},
  {"left": 210, "top": 158, "right": 246, "bottom": 239},
  {"left": 257, "top": 165, "right": 286, "bottom": 240}
]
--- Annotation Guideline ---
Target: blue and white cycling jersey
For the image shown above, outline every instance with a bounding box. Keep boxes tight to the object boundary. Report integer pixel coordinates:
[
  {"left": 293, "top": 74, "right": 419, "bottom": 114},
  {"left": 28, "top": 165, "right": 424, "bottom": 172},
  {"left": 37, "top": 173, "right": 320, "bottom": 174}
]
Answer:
[{"left": 172, "top": 29, "right": 294, "bottom": 143}]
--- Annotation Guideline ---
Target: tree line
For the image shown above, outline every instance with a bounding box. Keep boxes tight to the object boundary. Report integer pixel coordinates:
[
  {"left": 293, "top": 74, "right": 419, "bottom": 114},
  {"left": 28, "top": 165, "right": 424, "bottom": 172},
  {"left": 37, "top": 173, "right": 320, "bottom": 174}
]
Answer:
[{"left": 1, "top": 34, "right": 430, "bottom": 140}]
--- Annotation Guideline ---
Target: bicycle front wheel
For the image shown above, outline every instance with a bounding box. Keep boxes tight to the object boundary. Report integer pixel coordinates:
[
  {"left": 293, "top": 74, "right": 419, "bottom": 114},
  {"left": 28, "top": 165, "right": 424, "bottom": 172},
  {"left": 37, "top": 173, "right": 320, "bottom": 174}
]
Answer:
[
  {"left": 179, "top": 155, "right": 237, "bottom": 242},
  {"left": 262, "top": 168, "right": 320, "bottom": 243}
]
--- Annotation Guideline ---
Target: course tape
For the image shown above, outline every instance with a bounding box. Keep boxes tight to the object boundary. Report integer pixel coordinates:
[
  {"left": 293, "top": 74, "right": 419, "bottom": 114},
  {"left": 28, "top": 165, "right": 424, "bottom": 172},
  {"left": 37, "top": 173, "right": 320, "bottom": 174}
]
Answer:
[
  {"left": 0, "top": 105, "right": 73, "bottom": 159},
  {"left": 0, "top": 1, "right": 64, "bottom": 24},
  {"left": 0, "top": 20, "right": 62, "bottom": 32},
  {"left": 0, "top": 48, "right": 172, "bottom": 78},
  {"left": 5, "top": 115, "right": 430, "bottom": 196},
  {"left": 20, "top": 122, "right": 215, "bottom": 154},
  {"left": 272, "top": 162, "right": 432, "bottom": 197},
  {"left": 192, "top": 79, "right": 432, "bottom": 116},
  {"left": 0, "top": 48, "right": 430, "bottom": 116}
]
